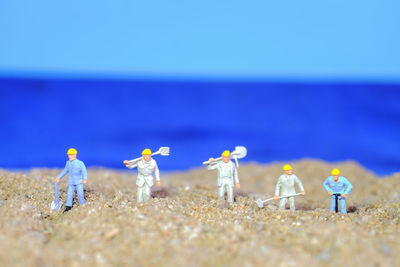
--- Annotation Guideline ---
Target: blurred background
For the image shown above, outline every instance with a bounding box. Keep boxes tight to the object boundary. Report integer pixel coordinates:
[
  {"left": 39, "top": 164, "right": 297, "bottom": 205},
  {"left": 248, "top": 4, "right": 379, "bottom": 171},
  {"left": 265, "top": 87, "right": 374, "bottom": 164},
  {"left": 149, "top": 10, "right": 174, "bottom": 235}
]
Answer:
[{"left": 0, "top": 1, "right": 399, "bottom": 175}]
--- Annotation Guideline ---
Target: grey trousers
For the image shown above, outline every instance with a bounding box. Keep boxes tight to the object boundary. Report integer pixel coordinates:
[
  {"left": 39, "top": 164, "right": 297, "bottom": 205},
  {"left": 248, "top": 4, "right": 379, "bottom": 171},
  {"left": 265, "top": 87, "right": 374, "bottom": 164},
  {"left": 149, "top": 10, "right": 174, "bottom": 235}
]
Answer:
[
  {"left": 218, "top": 180, "right": 234, "bottom": 203},
  {"left": 137, "top": 183, "right": 151, "bottom": 203},
  {"left": 279, "top": 196, "right": 296, "bottom": 211}
]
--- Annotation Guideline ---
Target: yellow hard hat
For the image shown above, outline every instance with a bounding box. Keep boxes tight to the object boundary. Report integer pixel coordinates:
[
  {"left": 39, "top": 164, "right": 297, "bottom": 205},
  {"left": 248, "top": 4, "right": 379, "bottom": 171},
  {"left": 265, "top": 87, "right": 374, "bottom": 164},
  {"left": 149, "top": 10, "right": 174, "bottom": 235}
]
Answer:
[
  {"left": 283, "top": 164, "right": 293, "bottom": 171},
  {"left": 67, "top": 148, "right": 77, "bottom": 155},
  {"left": 221, "top": 150, "right": 230, "bottom": 157},
  {"left": 142, "top": 149, "right": 152, "bottom": 155},
  {"left": 331, "top": 168, "right": 340, "bottom": 176}
]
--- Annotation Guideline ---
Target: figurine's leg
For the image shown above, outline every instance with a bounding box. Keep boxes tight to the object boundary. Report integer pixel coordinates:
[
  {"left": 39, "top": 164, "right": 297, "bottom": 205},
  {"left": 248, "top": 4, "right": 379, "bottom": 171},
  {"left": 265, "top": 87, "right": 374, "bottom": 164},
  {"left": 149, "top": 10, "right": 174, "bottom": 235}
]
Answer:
[
  {"left": 218, "top": 186, "right": 225, "bottom": 200},
  {"left": 143, "top": 184, "right": 151, "bottom": 202},
  {"left": 340, "top": 198, "right": 347, "bottom": 214},
  {"left": 137, "top": 186, "right": 144, "bottom": 203},
  {"left": 279, "top": 198, "right": 287, "bottom": 210},
  {"left": 289, "top": 196, "right": 296, "bottom": 211},
  {"left": 227, "top": 184, "right": 234, "bottom": 203},
  {"left": 330, "top": 196, "right": 336, "bottom": 212},
  {"left": 76, "top": 183, "right": 86, "bottom": 205},
  {"left": 66, "top": 185, "right": 75, "bottom": 207}
]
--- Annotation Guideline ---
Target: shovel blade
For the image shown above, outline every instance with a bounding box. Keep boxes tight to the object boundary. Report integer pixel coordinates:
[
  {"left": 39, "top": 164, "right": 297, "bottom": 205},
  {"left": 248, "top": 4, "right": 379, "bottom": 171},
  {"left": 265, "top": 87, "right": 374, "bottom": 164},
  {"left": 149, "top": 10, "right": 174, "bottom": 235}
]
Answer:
[
  {"left": 157, "top": 147, "right": 170, "bottom": 156},
  {"left": 232, "top": 146, "right": 247, "bottom": 159},
  {"left": 256, "top": 198, "right": 264, "bottom": 208},
  {"left": 50, "top": 200, "right": 63, "bottom": 211}
]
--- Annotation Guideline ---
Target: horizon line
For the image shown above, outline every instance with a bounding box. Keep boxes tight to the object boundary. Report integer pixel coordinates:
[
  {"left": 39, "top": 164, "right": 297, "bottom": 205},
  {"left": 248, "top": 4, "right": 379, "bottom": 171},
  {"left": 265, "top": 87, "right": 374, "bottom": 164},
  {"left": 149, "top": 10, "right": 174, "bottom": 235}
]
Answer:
[{"left": 1, "top": 70, "right": 400, "bottom": 85}]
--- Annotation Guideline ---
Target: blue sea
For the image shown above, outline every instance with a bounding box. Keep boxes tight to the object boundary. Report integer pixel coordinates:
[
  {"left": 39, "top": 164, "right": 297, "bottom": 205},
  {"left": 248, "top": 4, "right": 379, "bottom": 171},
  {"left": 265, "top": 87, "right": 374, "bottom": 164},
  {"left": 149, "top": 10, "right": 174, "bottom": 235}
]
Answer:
[{"left": 0, "top": 78, "right": 399, "bottom": 175}]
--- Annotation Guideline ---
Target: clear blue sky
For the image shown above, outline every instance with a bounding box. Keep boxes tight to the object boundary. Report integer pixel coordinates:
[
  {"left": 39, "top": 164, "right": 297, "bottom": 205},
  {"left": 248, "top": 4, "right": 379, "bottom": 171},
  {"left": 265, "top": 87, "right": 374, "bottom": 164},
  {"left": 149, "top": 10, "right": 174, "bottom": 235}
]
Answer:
[{"left": 1, "top": 0, "right": 399, "bottom": 81}]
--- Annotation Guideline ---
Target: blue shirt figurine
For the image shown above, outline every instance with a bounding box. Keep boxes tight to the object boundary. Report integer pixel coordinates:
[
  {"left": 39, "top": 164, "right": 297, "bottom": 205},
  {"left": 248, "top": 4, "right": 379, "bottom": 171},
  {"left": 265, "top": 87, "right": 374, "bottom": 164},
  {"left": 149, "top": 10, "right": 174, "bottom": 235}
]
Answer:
[
  {"left": 54, "top": 148, "right": 88, "bottom": 213},
  {"left": 323, "top": 168, "right": 353, "bottom": 214}
]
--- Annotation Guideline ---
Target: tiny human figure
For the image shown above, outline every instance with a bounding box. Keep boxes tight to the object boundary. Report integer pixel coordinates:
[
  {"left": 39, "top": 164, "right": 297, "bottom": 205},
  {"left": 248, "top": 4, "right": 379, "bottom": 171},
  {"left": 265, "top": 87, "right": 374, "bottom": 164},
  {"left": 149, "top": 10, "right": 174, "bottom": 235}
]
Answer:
[
  {"left": 274, "top": 164, "right": 306, "bottom": 211},
  {"left": 54, "top": 148, "right": 88, "bottom": 213},
  {"left": 323, "top": 168, "right": 353, "bottom": 214},
  {"left": 207, "top": 150, "right": 240, "bottom": 203},
  {"left": 123, "top": 149, "right": 161, "bottom": 204}
]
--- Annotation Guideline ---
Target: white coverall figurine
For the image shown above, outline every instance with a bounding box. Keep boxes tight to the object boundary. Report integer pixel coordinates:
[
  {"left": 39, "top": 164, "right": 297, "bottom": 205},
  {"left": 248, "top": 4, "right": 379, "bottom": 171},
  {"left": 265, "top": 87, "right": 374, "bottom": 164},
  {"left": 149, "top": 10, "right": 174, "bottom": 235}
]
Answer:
[
  {"left": 124, "top": 149, "right": 160, "bottom": 203},
  {"left": 274, "top": 164, "right": 306, "bottom": 211},
  {"left": 208, "top": 150, "right": 240, "bottom": 203}
]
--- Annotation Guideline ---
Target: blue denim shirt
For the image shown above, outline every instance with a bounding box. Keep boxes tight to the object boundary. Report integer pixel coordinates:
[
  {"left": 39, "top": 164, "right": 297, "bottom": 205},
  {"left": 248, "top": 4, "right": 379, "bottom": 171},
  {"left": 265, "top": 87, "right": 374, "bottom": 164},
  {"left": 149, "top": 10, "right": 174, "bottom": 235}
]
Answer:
[
  {"left": 323, "top": 176, "right": 353, "bottom": 195},
  {"left": 57, "top": 159, "right": 88, "bottom": 185}
]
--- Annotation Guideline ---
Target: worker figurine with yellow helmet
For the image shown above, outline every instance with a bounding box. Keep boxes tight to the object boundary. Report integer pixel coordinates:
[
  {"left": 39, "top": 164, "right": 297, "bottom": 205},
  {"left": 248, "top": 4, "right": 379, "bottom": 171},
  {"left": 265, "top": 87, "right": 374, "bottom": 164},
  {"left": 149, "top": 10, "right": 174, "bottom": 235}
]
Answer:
[
  {"left": 207, "top": 150, "right": 240, "bottom": 203},
  {"left": 54, "top": 148, "right": 88, "bottom": 213},
  {"left": 123, "top": 149, "right": 161, "bottom": 204},
  {"left": 323, "top": 168, "right": 353, "bottom": 214},
  {"left": 274, "top": 164, "right": 306, "bottom": 211}
]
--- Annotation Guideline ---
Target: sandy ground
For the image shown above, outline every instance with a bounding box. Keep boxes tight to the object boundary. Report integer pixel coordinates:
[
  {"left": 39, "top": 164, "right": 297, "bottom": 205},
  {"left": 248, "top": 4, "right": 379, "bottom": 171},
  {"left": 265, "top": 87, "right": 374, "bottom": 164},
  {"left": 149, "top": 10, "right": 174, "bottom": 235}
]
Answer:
[{"left": 0, "top": 159, "right": 399, "bottom": 267}]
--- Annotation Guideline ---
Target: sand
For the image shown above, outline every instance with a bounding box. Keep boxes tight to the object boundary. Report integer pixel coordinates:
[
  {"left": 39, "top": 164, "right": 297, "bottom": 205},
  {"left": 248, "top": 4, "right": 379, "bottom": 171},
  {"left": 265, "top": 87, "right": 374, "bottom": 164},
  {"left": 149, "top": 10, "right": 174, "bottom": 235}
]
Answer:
[{"left": 0, "top": 159, "right": 399, "bottom": 266}]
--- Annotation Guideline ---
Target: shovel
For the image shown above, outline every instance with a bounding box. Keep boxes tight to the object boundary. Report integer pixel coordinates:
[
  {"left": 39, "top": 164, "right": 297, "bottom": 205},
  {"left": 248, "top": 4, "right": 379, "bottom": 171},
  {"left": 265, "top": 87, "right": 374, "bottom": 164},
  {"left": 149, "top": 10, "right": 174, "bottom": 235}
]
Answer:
[
  {"left": 256, "top": 193, "right": 303, "bottom": 208},
  {"left": 126, "top": 147, "right": 170, "bottom": 165},
  {"left": 50, "top": 182, "right": 63, "bottom": 211},
  {"left": 202, "top": 146, "right": 247, "bottom": 167}
]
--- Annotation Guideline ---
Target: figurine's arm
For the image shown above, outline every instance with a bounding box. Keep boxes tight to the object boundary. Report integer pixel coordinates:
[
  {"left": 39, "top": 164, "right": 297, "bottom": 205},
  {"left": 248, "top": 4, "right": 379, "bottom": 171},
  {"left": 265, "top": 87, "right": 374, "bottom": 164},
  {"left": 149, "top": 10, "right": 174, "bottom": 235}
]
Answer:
[
  {"left": 274, "top": 176, "right": 282, "bottom": 196},
  {"left": 124, "top": 159, "right": 139, "bottom": 169},
  {"left": 81, "top": 161, "right": 88, "bottom": 183},
  {"left": 233, "top": 164, "right": 239, "bottom": 184},
  {"left": 294, "top": 175, "right": 305, "bottom": 192},
  {"left": 323, "top": 177, "right": 332, "bottom": 192},
  {"left": 57, "top": 162, "right": 69, "bottom": 180},
  {"left": 343, "top": 177, "right": 353, "bottom": 195},
  {"left": 128, "top": 162, "right": 139, "bottom": 169},
  {"left": 206, "top": 158, "right": 218, "bottom": 170},
  {"left": 207, "top": 163, "right": 218, "bottom": 170},
  {"left": 154, "top": 161, "right": 160, "bottom": 182}
]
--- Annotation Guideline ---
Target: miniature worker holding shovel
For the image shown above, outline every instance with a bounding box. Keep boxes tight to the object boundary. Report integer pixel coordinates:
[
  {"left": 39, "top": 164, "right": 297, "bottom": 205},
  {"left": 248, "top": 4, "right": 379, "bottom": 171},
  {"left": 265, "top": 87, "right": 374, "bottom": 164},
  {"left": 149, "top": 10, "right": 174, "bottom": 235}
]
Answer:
[
  {"left": 323, "top": 168, "right": 353, "bottom": 214},
  {"left": 207, "top": 150, "right": 240, "bottom": 203},
  {"left": 274, "top": 164, "right": 306, "bottom": 211},
  {"left": 54, "top": 148, "right": 88, "bottom": 213},
  {"left": 123, "top": 148, "right": 163, "bottom": 204}
]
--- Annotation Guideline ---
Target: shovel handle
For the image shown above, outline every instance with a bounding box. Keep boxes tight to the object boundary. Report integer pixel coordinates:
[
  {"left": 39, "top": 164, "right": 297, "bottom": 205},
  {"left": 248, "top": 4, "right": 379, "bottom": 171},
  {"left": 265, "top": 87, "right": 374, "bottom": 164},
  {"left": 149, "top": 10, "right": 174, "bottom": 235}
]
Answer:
[
  {"left": 126, "top": 151, "right": 166, "bottom": 164},
  {"left": 203, "top": 157, "right": 222, "bottom": 165},
  {"left": 261, "top": 197, "right": 275, "bottom": 203},
  {"left": 203, "top": 153, "right": 242, "bottom": 165},
  {"left": 261, "top": 193, "right": 303, "bottom": 203}
]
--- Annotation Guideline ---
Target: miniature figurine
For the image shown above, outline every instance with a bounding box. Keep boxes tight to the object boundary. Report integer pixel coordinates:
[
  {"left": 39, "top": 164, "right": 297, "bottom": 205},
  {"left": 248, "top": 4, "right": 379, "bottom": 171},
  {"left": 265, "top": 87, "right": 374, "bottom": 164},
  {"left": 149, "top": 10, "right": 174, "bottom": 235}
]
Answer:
[
  {"left": 323, "top": 168, "right": 353, "bottom": 214},
  {"left": 206, "top": 150, "right": 241, "bottom": 203},
  {"left": 53, "top": 148, "right": 88, "bottom": 213},
  {"left": 123, "top": 147, "right": 169, "bottom": 204},
  {"left": 274, "top": 164, "right": 306, "bottom": 211}
]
